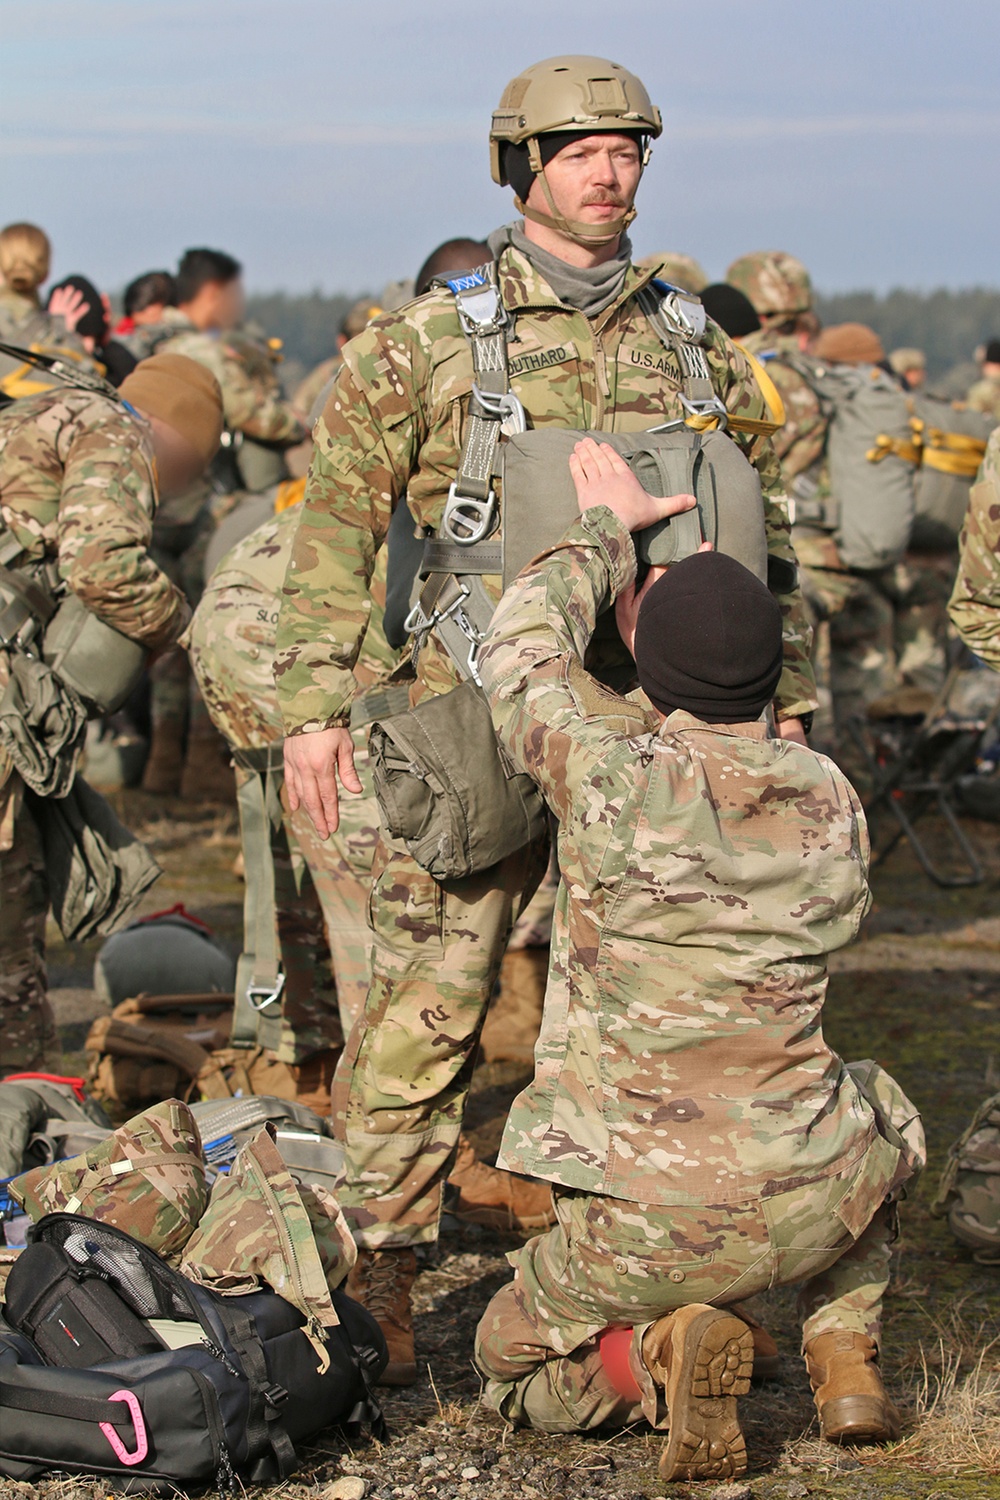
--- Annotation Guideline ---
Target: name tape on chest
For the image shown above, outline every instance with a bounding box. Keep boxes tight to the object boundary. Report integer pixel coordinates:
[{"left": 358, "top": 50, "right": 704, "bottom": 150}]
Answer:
[{"left": 508, "top": 343, "right": 579, "bottom": 379}]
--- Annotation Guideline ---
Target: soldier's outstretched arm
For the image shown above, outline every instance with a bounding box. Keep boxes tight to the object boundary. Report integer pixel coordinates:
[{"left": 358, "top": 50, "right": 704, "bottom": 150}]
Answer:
[
  {"left": 481, "top": 442, "right": 695, "bottom": 818},
  {"left": 949, "top": 433, "right": 1000, "bottom": 669},
  {"left": 57, "top": 423, "right": 190, "bottom": 649},
  {"left": 275, "top": 324, "right": 425, "bottom": 837}
]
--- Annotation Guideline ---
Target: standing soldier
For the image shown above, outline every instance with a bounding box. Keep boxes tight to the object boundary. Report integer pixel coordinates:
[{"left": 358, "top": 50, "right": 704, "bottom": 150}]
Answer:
[
  {"left": 276, "top": 55, "right": 817, "bottom": 1383},
  {"left": 0, "top": 354, "right": 223, "bottom": 1071},
  {"left": 124, "top": 248, "right": 308, "bottom": 797}
]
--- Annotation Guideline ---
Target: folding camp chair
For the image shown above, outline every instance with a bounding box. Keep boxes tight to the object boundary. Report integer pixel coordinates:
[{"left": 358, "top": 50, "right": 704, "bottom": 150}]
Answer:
[{"left": 846, "top": 662, "right": 1000, "bottom": 888}]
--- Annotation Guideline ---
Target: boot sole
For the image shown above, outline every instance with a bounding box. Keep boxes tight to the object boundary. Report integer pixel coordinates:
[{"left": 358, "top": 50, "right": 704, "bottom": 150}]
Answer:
[
  {"left": 659, "top": 1311, "right": 754, "bottom": 1482},
  {"left": 820, "top": 1394, "right": 899, "bottom": 1444}
]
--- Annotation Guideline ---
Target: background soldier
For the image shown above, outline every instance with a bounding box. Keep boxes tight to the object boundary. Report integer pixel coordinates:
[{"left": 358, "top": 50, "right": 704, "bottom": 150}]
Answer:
[
  {"left": 126, "top": 247, "right": 308, "bottom": 797},
  {"left": 276, "top": 55, "right": 817, "bottom": 1383},
  {"left": 0, "top": 353, "right": 224, "bottom": 1071}
]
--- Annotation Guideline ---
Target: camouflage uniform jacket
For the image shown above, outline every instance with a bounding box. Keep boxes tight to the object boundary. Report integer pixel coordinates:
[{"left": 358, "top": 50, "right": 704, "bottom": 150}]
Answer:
[
  {"left": 740, "top": 329, "right": 828, "bottom": 484},
  {"left": 0, "top": 386, "right": 188, "bottom": 649},
  {"left": 275, "top": 238, "right": 818, "bottom": 734},
  {"left": 478, "top": 505, "right": 877, "bottom": 1206},
  {"left": 949, "top": 428, "right": 1000, "bottom": 666},
  {"left": 125, "top": 308, "right": 306, "bottom": 447}
]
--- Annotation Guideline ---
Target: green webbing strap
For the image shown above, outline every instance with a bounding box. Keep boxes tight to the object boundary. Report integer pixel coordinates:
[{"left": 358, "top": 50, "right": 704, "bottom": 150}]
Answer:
[
  {"left": 231, "top": 744, "right": 286, "bottom": 1052},
  {"left": 349, "top": 680, "right": 414, "bottom": 730}
]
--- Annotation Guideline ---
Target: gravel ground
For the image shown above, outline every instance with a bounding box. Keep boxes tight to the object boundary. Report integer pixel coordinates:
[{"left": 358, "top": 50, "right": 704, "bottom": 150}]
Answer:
[{"left": 8, "top": 793, "right": 1000, "bottom": 1499}]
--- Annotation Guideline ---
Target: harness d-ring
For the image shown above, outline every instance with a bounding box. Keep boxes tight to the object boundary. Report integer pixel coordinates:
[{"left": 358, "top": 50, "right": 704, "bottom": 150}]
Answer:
[{"left": 99, "top": 1388, "right": 149, "bottom": 1467}]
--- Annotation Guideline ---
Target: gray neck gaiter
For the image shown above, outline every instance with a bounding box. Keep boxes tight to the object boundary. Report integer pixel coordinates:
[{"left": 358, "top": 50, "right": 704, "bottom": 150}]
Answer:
[{"left": 487, "top": 221, "right": 632, "bottom": 319}]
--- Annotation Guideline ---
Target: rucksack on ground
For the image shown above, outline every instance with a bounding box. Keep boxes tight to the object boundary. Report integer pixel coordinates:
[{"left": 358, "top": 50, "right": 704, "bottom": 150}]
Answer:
[
  {"left": 933, "top": 1089, "right": 1000, "bottom": 1263},
  {"left": 0, "top": 1102, "right": 386, "bottom": 1488},
  {"left": 94, "top": 904, "right": 236, "bottom": 1007}
]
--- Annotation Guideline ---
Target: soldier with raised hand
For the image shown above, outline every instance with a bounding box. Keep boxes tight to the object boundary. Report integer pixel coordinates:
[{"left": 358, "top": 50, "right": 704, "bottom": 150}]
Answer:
[
  {"left": 0, "top": 353, "right": 224, "bottom": 1072},
  {"left": 473, "top": 438, "right": 923, "bottom": 1483},
  {"left": 276, "top": 54, "right": 817, "bottom": 1383}
]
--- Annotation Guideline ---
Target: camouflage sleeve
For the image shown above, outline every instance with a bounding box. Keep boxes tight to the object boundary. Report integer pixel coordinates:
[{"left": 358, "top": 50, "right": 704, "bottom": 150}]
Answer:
[
  {"left": 479, "top": 505, "right": 650, "bottom": 820},
  {"left": 949, "top": 432, "right": 1000, "bottom": 667},
  {"left": 717, "top": 335, "right": 817, "bottom": 722},
  {"left": 217, "top": 348, "right": 307, "bottom": 446},
  {"left": 57, "top": 425, "right": 190, "bottom": 649},
  {"left": 275, "top": 326, "right": 425, "bottom": 734}
]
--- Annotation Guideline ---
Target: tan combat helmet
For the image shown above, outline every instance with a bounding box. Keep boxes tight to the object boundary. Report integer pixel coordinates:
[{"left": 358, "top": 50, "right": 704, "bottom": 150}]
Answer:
[
  {"left": 726, "top": 250, "right": 813, "bottom": 324},
  {"left": 490, "top": 55, "right": 662, "bottom": 246},
  {"left": 636, "top": 252, "right": 708, "bottom": 294}
]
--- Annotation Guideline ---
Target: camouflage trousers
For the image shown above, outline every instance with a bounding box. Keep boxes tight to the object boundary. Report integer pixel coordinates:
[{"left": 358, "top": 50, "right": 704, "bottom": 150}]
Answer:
[
  {"left": 476, "top": 1063, "right": 925, "bottom": 1432},
  {"left": 0, "top": 785, "right": 55, "bottom": 1073},
  {"left": 332, "top": 833, "right": 549, "bottom": 1246},
  {"left": 893, "top": 550, "right": 957, "bottom": 696}
]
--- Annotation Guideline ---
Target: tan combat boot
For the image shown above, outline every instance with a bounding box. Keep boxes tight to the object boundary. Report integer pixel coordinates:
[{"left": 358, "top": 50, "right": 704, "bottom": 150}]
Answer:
[
  {"left": 446, "top": 1134, "right": 556, "bottom": 1233},
  {"left": 141, "top": 719, "right": 185, "bottom": 795},
  {"left": 642, "top": 1304, "right": 754, "bottom": 1482},
  {"left": 805, "top": 1331, "right": 901, "bottom": 1444},
  {"left": 345, "top": 1247, "right": 418, "bottom": 1387},
  {"left": 729, "top": 1300, "right": 781, "bottom": 1382},
  {"left": 179, "top": 723, "right": 235, "bottom": 803},
  {"left": 479, "top": 947, "right": 548, "bottom": 1065}
]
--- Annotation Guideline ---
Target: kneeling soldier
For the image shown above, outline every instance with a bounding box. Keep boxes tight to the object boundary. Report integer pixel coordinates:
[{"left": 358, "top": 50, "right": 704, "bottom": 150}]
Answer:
[{"left": 474, "top": 439, "right": 925, "bottom": 1483}]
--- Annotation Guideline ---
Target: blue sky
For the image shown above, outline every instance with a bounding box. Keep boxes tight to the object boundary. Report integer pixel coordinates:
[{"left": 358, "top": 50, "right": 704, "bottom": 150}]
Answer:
[{"left": 1, "top": 0, "right": 997, "bottom": 296}]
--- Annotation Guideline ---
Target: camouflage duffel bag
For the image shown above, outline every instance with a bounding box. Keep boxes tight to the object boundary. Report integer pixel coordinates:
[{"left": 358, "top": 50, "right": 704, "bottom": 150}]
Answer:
[{"left": 933, "top": 1089, "right": 1000, "bottom": 1263}]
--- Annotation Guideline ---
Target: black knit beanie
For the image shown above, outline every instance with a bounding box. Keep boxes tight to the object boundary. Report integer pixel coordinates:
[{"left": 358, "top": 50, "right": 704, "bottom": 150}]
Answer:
[{"left": 633, "top": 551, "right": 783, "bottom": 723}]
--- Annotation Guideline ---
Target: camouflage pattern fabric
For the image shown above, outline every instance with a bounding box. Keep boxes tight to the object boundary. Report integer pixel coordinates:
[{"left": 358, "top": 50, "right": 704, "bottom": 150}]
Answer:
[
  {"left": 726, "top": 251, "right": 814, "bottom": 322},
  {"left": 949, "top": 428, "right": 1000, "bottom": 666},
  {"left": 0, "top": 388, "right": 189, "bottom": 1066},
  {"left": 740, "top": 332, "right": 828, "bottom": 482},
  {"left": 479, "top": 505, "right": 884, "bottom": 1201},
  {"left": 275, "top": 235, "right": 816, "bottom": 732},
  {"left": 967, "top": 375, "right": 1000, "bottom": 424},
  {"left": 187, "top": 508, "right": 395, "bottom": 1053},
  {"left": 0, "top": 387, "right": 189, "bottom": 650},
  {"left": 180, "top": 1124, "right": 356, "bottom": 1369},
  {"left": 294, "top": 355, "right": 343, "bottom": 423},
  {"left": 0, "top": 786, "right": 53, "bottom": 1071},
  {"left": 933, "top": 1087, "right": 1000, "bottom": 1263},
  {"left": 10, "top": 1098, "right": 208, "bottom": 1263},
  {"left": 125, "top": 309, "right": 307, "bottom": 449},
  {"left": 287, "top": 234, "right": 817, "bottom": 1248}
]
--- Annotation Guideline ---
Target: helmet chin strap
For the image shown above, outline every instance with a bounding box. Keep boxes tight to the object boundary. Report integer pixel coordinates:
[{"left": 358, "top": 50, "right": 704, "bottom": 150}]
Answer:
[{"left": 515, "top": 135, "right": 647, "bottom": 249}]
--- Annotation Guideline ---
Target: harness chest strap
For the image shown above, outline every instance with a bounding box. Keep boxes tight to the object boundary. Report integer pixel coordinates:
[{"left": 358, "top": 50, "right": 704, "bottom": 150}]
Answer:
[{"left": 230, "top": 743, "right": 286, "bottom": 1053}]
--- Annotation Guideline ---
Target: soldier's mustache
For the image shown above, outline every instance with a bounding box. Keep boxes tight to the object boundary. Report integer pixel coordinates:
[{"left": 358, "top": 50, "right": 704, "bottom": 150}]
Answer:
[{"left": 580, "top": 192, "right": 628, "bottom": 208}]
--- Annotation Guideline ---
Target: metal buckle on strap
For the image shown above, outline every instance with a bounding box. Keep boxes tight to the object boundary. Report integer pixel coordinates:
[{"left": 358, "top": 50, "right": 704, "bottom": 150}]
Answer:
[
  {"left": 246, "top": 972, "right": 285, "bottom": 1013},
  {"left": 403, "top": 578, "right": 487, "bottom": 686},
  {"left": 662, "top": 289, "right": 708, "bottom": 341},
  {"left": 454, "top": 283, "right": 506, "bottom": 337},
  {"left": 680, "top": 393, "right": 730, "bottom": 428},
  {"left": 472, "top": 383, "right": 527, "bottom": 435},
  {"left": 440, "top": 482, "right": 497, "bottom": 546}
]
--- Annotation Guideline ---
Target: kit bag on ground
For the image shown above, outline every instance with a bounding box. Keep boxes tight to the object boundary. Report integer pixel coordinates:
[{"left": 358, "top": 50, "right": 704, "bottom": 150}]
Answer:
[
  {"left": 933, "top": 1089, "right": 1000, "bottom": 1264},
  {"left": 0, "top": 1074, "right": 112, "bottom": 1179},
  {"left": 0, "top": 1212, "right": 386, "bottom": 1489},
  {"left": 94, "top": 905, "right": 236, "bottom": 1008},
  {"left": 85, "top": 992, "right": 236, "bottom": 1110}
]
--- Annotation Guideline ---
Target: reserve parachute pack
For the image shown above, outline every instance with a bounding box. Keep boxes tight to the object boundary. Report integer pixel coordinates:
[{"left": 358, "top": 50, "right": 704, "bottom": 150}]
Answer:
[
  {"left": 777, "top": 351, "right": 992, "bottom": 566},
  {"left": 0, "top": 314, "right": 95, "bottom": 404},
  {"left": 933, "top": 1088, "right": 1000, "bottom": 1264},
  {"left": 370, "top": 265, "right": 779, "bottom": 878},
  {"left": 0, "top": 340, "right": 151, "bottom": 718}
]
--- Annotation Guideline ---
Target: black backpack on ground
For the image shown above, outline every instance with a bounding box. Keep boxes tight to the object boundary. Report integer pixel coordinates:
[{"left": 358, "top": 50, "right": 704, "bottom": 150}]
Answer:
[{"left": 0, "top": 1213, "right": 386, "bottom": 1492}]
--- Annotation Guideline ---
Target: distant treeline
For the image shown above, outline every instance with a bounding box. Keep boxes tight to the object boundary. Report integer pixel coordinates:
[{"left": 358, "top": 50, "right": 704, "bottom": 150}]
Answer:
[{"left": 247, "top": 287, "right": 1000, "bottom": 382}]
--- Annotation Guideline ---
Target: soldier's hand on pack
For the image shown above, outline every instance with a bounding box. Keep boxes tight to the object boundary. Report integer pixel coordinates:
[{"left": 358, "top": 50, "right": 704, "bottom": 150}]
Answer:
[
  {"left": 283, "top": 726, "right": 362, "bottom": 839},
  {"left": 570, "top": 437, "right": 697, "bottom": 532}
]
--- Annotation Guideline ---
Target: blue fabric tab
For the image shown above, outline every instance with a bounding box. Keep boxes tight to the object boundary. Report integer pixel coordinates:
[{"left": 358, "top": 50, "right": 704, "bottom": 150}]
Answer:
[{"left": 446, "top": 271, "right": 489, "bottom": 294}]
